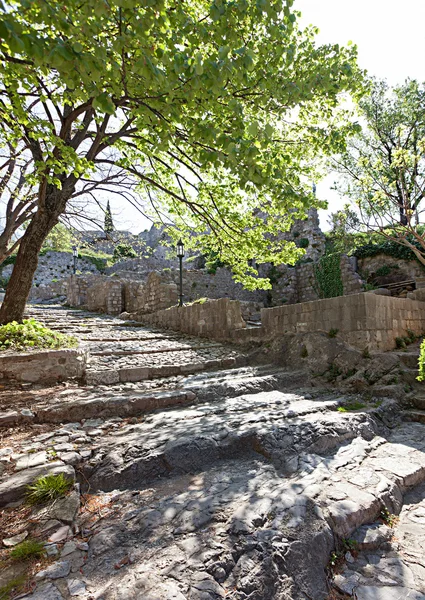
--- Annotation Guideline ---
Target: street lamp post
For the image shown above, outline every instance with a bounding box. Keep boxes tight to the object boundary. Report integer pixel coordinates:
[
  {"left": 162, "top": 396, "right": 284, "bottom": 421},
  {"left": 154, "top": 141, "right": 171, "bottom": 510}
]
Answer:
[
  {"left": 72, "top": 245, "right": 78, "bottom": 275},
  {"left": 176, "top": 239, "right": 184, "bottom": 307}
]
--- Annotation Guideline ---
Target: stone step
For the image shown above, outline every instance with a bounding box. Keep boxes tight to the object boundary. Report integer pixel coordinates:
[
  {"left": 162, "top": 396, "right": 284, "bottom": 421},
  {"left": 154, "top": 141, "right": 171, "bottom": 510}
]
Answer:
[
  {"left": 403, "top": 409, "right": 425, "bottom": 424},
  {"left": 393, "top": 351, "right": 420, "bottom": 369},
  {"left": 30, "top": 366, "right": 304, "bottom": 424},
  {"left": 85, "top": 353, "right": 248, "bottom": 385},
  {"left": 400, "top": 367, "right": 419, "bottom": 385},
  {"left": 410, "top": 395, "right": 425, "bottom": 410},
  {"left": 83, "top": 391, "right": 344, "bottom": 492}
]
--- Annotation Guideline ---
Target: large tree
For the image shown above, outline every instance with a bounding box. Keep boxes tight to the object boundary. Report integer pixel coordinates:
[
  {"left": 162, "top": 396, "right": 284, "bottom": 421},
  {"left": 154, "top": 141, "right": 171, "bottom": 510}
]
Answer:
[
  {"left": 0, "top": 0, "right": 362, "bottom": 323},
  {"left": 332, "top": 79, "right": 425, "bottom": 264}
]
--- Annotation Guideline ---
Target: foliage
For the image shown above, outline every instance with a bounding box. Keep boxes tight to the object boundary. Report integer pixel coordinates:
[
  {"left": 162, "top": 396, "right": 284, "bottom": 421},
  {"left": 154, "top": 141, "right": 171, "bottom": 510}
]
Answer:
[
  {"left": 104, "top": 200, "right": 114, "bottom": 234},
  {"left": 326, "top": 204, "right": 360, "bottom": 253},
  {"left": 333, "top": 79, "right": 425, "bottom": 265},
  {"left": 112, "top": 243, "right": 137, "bottom": 262},
  {"left": 42, "top": 223, "right": 74, "bottom": 252},
  {"left": 337, "top": 400, "right": 366, "bottom": 412},
  {"left": 300, "top": 345, "right": 308, "bottom": 358},
  {"left": 354, "top": 239, "right": 425, "bottom": 264},
  {"left": 26, "top": 473, "right": 73, "bottom": 505},
  {"left": 417, "top": 338, "right": 425, "bottom": 382},
  {"left": 380, "top": 507, "right": 397, "bottom": 527},
  {"left": 205, "top": 250, "right": 227, "bottom": 275},
  {"left": 374, "top": 265, "right": 392, "bottom": 277},
  {"left": 298, "top": 238, "right": 310, "bottom": 249},
  {"left": 0, "top": 319, "right": 77, "bottom": 351},
  {"left": 328, "top": 328, "right": 339, "bottom": 338},
  {"left": 313, "top": 253, "right": 343, "bottom": 299},
  {"left": 9, "top": 539, "right": 45, "bottom": 560},
  {"left": 0, "top": 0, "right": 364, "bottom": 301}
]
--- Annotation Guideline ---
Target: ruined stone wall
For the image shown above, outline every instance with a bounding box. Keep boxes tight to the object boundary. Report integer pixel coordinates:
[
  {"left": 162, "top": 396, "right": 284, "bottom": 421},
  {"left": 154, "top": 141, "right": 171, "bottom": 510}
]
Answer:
[
  {"left": 0, "top": 251, "right": 99, "bottom": 287},
  {"left": 260, "top": 292, "right": 425, "bottom": 352},
  {"left": 67, "top": 275, "right": 123, "bottom": 315},
  {"left": 139, "top": 298, "right": 247, "bottom": 340},
  {"left": 268, "top": 255, "right": 364, "bottom": 306},
  {"left": 357, "top": 254, "right": 425, "bottom": 282},
  {"left": 123, "top": 271, "right": 178, "bottom": 315}
]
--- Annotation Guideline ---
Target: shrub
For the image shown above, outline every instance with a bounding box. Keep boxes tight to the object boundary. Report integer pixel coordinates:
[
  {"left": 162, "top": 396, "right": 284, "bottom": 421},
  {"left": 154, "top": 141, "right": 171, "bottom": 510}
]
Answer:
[
  {"left": 26, "top": 473, "right": 73, "bottom": 505},
  {"left": 0, "top": 319, "right": 78, "bottom": 351},
  {"left": 300, "top": 345, "right": 308, "bottom": 358},
  {"left": 395, "top": 337, "right": 406, "bottom": 349},
  {"left": 9, "top": 539, "right": 45, "bottom": 561},
  {"left": 328, "top": 328, "right": 339, "bottom": 338},
  {"left": 374, "top": 265, "right": 392, "bottom": 277},
  {"left": 417, "top": 339, "right": 425, "bottom": 382},
  {"left": 112, "top": 243, "right": 137, "bottom": 262},
  {"left": 298, "top": 237, "right": 310, "bottom": 248}
]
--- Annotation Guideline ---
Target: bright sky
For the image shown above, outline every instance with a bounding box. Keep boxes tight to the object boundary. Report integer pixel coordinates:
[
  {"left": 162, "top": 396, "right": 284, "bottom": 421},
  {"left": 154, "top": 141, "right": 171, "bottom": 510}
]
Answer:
[
  {"left": 297, "top": 0, "right": 425, "bottom": 230},
  {"left": 110, "top": 0, "right": 425, "bottom": 234}
]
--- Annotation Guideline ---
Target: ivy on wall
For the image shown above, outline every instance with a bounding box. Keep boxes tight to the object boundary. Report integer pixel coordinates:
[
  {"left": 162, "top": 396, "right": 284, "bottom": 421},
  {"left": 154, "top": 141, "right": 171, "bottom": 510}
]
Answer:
[
  {"left": 313, "top": 253, "right": 343, "bottom": 299},
  {"left": 354, "top": 240, "right": 423, "bottom": 264}
]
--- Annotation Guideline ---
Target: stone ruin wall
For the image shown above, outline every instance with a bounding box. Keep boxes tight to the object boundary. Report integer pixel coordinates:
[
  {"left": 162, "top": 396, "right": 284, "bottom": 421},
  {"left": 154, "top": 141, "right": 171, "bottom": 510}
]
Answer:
[{"left": 268, "top": 255, "right": 364, "bottom": 306}]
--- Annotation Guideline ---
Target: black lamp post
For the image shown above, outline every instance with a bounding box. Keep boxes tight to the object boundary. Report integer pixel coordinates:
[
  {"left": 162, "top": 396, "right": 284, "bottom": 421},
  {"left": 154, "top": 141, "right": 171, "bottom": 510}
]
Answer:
[
  {"left": 72, "top": 245, "right": 78, "bottom": 275},
  {"left": 176, "top": 239, "right": 184, "bottom": 307}
]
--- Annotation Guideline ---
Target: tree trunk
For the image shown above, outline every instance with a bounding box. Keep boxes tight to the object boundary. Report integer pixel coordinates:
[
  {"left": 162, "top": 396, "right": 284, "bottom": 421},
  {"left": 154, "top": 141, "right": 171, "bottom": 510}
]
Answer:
[
  {"left": 0, "top": 210, "right": 59, "bottom": 323},
  {"left": 0, "top": 178, "right": 75, "bottom": 324}
]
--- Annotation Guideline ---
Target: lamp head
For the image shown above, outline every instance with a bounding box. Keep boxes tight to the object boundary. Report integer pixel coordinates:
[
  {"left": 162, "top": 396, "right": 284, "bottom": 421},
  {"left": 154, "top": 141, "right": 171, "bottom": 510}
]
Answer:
[{"left": 176, "top": 239, "right": 185, "bottom": 257}]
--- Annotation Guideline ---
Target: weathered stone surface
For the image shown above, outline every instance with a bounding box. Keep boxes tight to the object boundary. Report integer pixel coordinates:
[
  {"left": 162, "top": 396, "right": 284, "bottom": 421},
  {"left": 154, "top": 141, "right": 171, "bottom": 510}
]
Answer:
[
  {"left": 0, "top": 347, "right": 87, "bottom": 384},
  {"left": 19, "top": 583, "right": 64, "bottom": 600},
  {"left": 355, "top": 586, "right": 425, "bottom": 600},
  {"left": 34, "top": 560, "right": 71, "bottom": 580}
]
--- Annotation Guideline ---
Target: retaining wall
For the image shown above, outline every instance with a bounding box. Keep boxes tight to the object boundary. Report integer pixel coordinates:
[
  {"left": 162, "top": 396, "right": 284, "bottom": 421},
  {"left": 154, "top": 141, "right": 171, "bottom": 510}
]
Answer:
[
  {"left": 260, "top": 292, "right": 425, "bottom": 351},
  {"left": 0, "top": 348, "right": 87, "bottom": 384},
  {"left": 139, "top": 298, "right": 247, "bottom": 341}
]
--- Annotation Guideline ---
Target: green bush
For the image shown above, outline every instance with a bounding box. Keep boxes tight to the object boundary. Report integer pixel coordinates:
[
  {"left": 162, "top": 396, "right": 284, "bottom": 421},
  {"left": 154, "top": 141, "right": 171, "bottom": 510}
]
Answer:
[
  {"left": 113, "top": 243, "right": 137, "bottom": 262},
  {"left": 26, "top": 473, "right": 73, "bottom": 505},
  {"left": 0, "top": 319, "right": 77, "bottom": 351},
  {"left": 298, "top": 237, "right": 310, "bottom": 248},
  {"left": 417, "top": 339, "right": 425, "bottom": 382},
  {"left": 328, "top": 328, "right": 339, "bottom": 338}
]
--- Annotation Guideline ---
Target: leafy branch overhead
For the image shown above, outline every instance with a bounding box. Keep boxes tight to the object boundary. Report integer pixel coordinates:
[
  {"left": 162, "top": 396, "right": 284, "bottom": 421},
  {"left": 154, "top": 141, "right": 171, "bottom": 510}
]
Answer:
[
  {"left": 0, "top": 0, "right": 363, "bottom": 322},
  {"left": 332, "top": 79, "right": 425, "bottom": 266}
]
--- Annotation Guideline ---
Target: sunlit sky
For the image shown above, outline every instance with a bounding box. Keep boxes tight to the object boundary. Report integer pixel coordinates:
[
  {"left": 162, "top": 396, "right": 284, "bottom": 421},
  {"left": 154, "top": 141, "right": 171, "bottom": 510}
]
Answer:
[{"left": 110, "top": 0, "right": 425, "bottom": 234}]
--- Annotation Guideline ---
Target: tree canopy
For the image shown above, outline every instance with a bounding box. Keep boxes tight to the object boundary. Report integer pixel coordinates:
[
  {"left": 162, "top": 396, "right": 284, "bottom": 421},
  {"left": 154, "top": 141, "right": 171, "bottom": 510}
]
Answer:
[
  {"left": 332, "top": 79, "right": 425, "bottom": 264},
  {"left": 0, "top": 0, "right": 363, "bottom": 322}
]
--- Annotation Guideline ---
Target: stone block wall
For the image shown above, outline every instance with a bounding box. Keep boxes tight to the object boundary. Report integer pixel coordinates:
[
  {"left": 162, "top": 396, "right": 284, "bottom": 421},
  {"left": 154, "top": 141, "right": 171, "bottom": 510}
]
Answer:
[
  {"left": 140, "top": 298, "right": 247, "bottom": 340},
  {"left": 296, "top": 255, "right": 364, "bottom": 303},
  {"left": 124, "top": 271, "right": 178, "bottom": 315},
  {"left": 260, "top": 292, "right": 425, "bottom": 351},
  {"left": 0, "top": 348, "right": 87, "bottom": 384}
]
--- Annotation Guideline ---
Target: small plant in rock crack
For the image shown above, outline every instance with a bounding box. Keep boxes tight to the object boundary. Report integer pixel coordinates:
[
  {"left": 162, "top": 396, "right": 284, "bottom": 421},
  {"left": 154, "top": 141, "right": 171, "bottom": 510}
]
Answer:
[
  {"left": 300, "top": 345, "right": 308, "bottom": 358},
  {"left": 337, "top": 401, "right": 366, "bottom": 412},
  {"left": 380, "top": 507, "right": 397, "bottom": 527},
  {"left": 328, "top": 328, "right": 339, "bottom": 338},
  {"left": 26, "top": 473, "right": 73, "bottom": 505},
  {"left": 342, "top": 538, "right": 358, "bottom": 552},
  {"left": 9, "top": 539, "right": 45, "bottom": 561}
]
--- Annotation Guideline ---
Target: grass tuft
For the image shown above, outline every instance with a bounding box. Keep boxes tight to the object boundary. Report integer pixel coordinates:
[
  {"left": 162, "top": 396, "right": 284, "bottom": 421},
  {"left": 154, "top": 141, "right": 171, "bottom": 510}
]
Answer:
[
  {"left": 9, "top": 539, "right": 45, "bottom": 561},
  {"left": 26, "top": 473, "right": 73, "bottom": 505}
]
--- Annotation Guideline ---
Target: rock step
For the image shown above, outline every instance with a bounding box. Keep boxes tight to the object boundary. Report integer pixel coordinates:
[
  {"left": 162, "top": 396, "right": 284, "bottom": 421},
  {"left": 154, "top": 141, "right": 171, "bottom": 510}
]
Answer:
[
  {"left": 403, "top": 409, "right": 425, "bottom": 424},
  {"left": 400, "top": 367, "right": 419, "bottom": 385},
  {"left": 28, "top": 366, "right": 306, "bottom": 424},
  {"left": 410, "top": 395, "right": 425, "bottom": 410},
  {"left": 393, "top": 351, "right": 420, "bottom": 369},
  {"left": 85, "top": 354, "right": 248, "bottom": 385},
  {"left": 88, "top": 343, "right": 225, "bottom": 356},
  {"left": 84, "top": 393, "right": 344, "bottom": 492}
]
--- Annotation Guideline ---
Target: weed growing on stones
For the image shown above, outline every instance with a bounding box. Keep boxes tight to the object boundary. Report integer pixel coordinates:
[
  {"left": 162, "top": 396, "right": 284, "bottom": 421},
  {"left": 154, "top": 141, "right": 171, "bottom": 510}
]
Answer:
[
  {"left": 0, "top": 575, "right": 26, "bottom": 599},
  {"left": 26, "top": 473, "right": 73, "bottom": 505},
  {"left": 328, "top": 328, "right": 339, "bottom": 338},
  {"left": 9, "top": 540, "right": 45, "bottom": 561},
  {"left": 337, "top": 401, "right": 366, "bottom": 412}
]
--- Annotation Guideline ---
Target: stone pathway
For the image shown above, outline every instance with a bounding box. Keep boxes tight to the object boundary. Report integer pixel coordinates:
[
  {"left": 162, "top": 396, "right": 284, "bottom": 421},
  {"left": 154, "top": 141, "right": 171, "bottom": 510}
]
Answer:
[{"left": 1, "top": 306, "right": 425, "bottom": 600}]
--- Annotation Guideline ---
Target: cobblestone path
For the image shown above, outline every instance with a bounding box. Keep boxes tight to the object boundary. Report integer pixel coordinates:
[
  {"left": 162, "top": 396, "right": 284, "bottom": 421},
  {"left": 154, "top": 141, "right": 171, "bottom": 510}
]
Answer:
[{"left": 1, "top": 307, "right": 425, "bottom": 600}]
